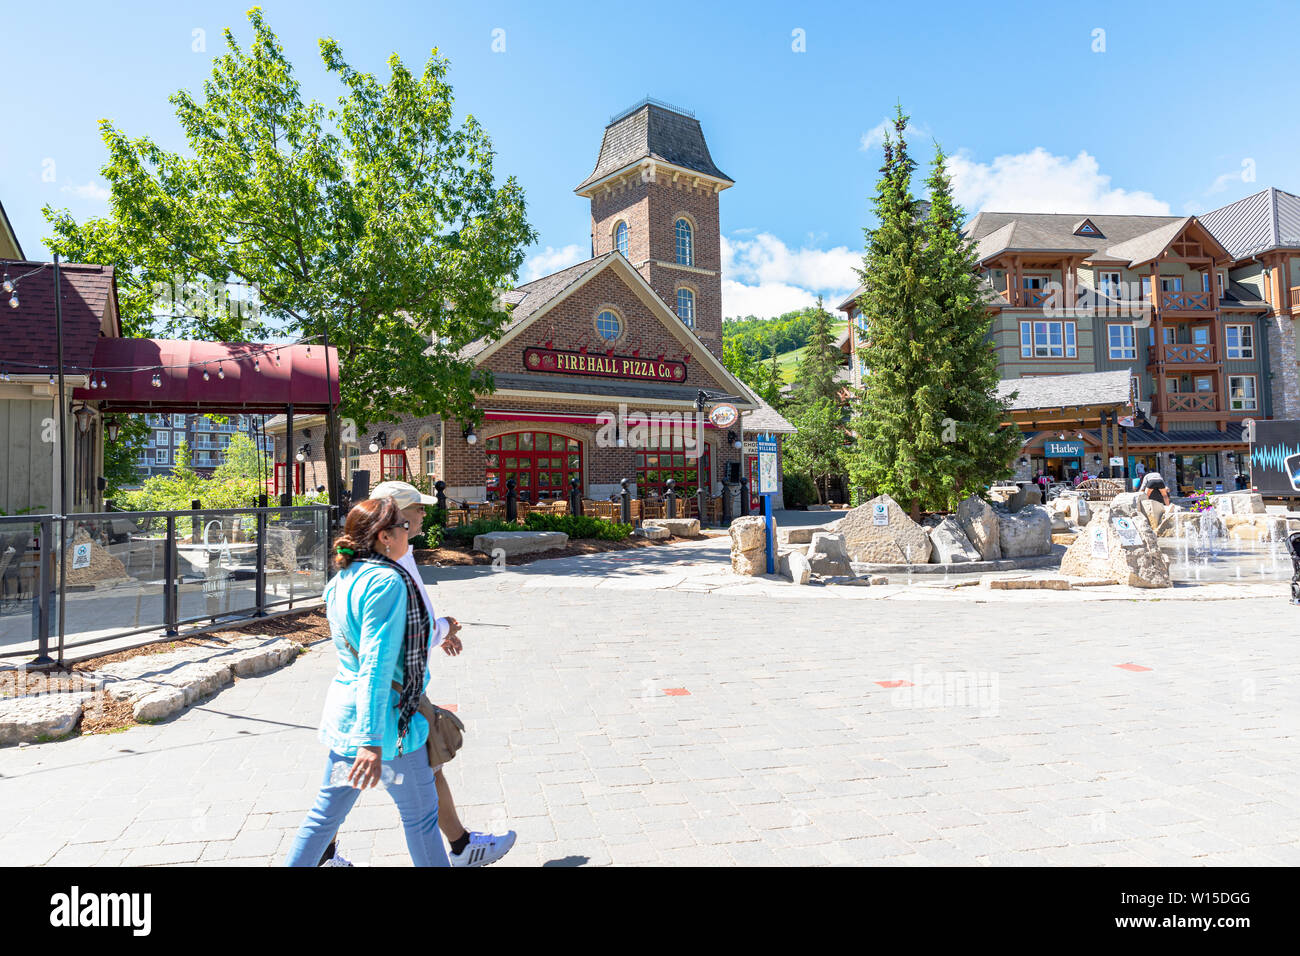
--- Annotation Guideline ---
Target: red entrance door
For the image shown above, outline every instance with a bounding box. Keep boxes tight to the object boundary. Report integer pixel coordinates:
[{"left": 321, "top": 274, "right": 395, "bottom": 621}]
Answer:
[
  {"left": 485, "top": 431, "right": 583, "bottom": 503},
  {"left": 745, "top": 455, "right": 760, "bottom": 512}
]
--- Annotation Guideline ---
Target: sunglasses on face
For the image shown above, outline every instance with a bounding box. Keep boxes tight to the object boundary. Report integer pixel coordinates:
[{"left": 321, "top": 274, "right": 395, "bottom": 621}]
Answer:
[{"left": 386, "top": 520, "right": 411, "bottom": 532}]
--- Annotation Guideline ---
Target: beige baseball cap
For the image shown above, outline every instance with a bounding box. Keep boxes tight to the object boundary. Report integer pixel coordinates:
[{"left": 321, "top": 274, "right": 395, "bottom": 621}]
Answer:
[{"left": 369, "top": 480, "right": 438, "bottom": 509}]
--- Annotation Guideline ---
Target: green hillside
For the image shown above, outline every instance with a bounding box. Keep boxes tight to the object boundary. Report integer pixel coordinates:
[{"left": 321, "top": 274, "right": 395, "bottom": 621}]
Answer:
[{"left": 771, "top": 321, "right": 847, "bottom": 382}]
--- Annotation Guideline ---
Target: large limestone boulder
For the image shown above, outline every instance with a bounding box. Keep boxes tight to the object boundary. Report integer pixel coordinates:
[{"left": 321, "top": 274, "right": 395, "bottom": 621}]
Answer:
[
  {"left": 729, "top": 516, "right": 767, "bottom": 552},
  {"left": 928, "top": 517, "right": 981, "bottom": 563},
  {"left": 837, "top": 494, "right": 932, "bottom": 564},
  {"left": 1156, "top": 509, "right": 1227, "bottom": 541},
  {"left": 1222, "top": 514, "right": 1295, "bottom": 542},
  {"left": 1212, "top": 491, "right": 1266, "bottom": 515},
  {"left": 996, "top": 505, "right": 1053, "bottom": 557},
  {"left": 0, "top": 692, "right": 93, "bottom": 745},
  {"left": 642, "top": 517, "right": 700, "bottom": 537},
  {"left": 956, "top": 495, "right": 1001, "bottom": 561},
  {"left": 1138, "top": 497, "right": 1166, "bottom": 530},
  {"left": 1060, "top": 499, "right": 1171, "bottom": 587},
  {"left": 731, "top": 546, "right": 767, "bottom": 576},
  {"left": 778, "top": 549, "right": 811, "bottom": 585},
  {"left": 472, "top": 531, "right": 568, "bottom": 556},
  {"left": 806, "top": 532, "right": 852, "bottom": 576}
]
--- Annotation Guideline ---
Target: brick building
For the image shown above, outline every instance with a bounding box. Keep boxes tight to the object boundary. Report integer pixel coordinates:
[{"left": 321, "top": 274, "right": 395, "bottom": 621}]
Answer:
[{"left": 271, "top": 99, "right": 793, "bottom": 509}]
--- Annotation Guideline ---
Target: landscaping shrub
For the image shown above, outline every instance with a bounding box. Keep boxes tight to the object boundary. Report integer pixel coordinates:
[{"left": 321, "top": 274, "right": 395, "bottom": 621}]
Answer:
[
  {"left": 524, "top": 512, "right": 632, "bottom": 540},
  {"left": 782, "top": 472, "right": 818, "bottom": 508},
  {"left": 442, "top": 518, "right": 518, "bottom": 546}
]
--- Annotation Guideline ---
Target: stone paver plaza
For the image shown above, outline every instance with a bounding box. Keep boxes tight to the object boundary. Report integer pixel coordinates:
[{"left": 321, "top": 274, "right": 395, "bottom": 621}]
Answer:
[{"left": 2, "top": 533, "right": 1298, "bottom": 867}]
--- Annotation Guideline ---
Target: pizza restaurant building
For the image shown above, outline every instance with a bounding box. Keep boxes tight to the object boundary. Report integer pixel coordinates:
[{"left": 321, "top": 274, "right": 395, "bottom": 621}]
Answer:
[{"left": 269, "top": 99, "right": 794, "bottom": 511}]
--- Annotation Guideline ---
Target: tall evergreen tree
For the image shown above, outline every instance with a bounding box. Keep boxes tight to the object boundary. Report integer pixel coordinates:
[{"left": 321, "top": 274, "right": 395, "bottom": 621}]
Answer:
[
  {"left": 918, "top": 146, "right": 1021, "bottom": 506},
  {"left": 847, "top": 107, "right": 933, "bottom": 518},
  {"left": 791, "top": 295, "right": 840, "bottom": 409},
  {"left": 848, "top": 108, "right": 1018, "bottom": 516}
]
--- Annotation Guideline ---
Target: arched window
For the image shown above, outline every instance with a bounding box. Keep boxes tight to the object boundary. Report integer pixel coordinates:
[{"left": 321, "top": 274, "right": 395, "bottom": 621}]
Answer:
[
  {"left": 676, "top": 288, "right": 695, "bottom": 328},
  {"left": 614, "top": 221, "right": 629, "bottom": 257},
  {"left": 422, "top": 434, "right": 437, "bottom": 477},
  {"left": 595, "top": 309, "right": 622, "bottom": 340},
  {"left": 675, "top": 218, "right": 693, "bottom": 266}
]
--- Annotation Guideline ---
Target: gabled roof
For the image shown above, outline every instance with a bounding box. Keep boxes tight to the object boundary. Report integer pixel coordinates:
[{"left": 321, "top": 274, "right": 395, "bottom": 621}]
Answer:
[
  {"left": 459, "top": 254, "right": 614, "bottom": 361},
  {"left": 464, "top": 252, "right": 756, "bottom": 407},
  {"left": 1198, "top": 187, "right": 1300, "bottom": 261},
  {"left": 0, "top": 197, "right": 23, "bottom": 260},
  {"left": 966, "top": 212, "right": 1229, "bottom": 268},
  {"left": 0, "top": 262, "right": 118, "bottom": 377},
  {"left": 575, "top": 100, "right": 732, "bottom": 194},
  {"left": 836, "top": 284, "right": 865, "bottom": 313}
]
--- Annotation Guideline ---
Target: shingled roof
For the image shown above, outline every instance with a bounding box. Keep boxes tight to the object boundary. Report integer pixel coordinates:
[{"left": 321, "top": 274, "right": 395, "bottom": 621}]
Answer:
[
  {"left": 997, "top": 370, "right": 1132, "bottom": 411},
  {"left": 1198, "top": 187, "right": 1300, "bottom": 261},
  {"left": 0, "top": 261, "right": 118, "bottom": 377},
  {"left": 457, "top": 253, "right": 615, "bottom": 360},
  {"left": 575, "top": 101, "right": 732, "bottom": 194},
  {"left": 965, "top": 212, "right": 1202, "bottom": 267}
]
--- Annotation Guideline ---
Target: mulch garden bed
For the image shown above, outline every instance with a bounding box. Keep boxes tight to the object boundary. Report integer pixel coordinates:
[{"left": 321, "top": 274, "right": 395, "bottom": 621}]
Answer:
[{"left": 414, "top": 533, "right": 691, "bottom": 566}]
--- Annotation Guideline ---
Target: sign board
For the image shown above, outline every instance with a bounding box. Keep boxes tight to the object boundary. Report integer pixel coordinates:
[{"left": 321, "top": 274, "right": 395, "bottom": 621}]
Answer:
[
  {"left": 1113, "top": 516, "right": 1139, "bottom": 546},
  {"left": 1118, "top": 416, "right": 1135, "bottom": 428},
  {"left": 756, "top": 435, "right": 778, "bottom": 495},
  {"left": 1109, "top": 456, "right": 1123, "bottom": 467},
  {"left": 743, "top": 439, "right": 758, "bottom": 456},
  {"left": 72, "top": 543, "right": 92, "bottom": 570},
  {"left": 1090, "top": 523, "right": 1108, "bottom": 557},
  {"left": 1044, "top": 441, "right": 1085, "bottom": 457},
  {"left": 708, "top": 403, "right": 738, "bottom": 428},
  {"left": 522, "top": 347, "right": 686, "bottom": 383},
  {"left": 872, "top": 502, "right": 889, "bottom": 526},
  {"left": 1248, "top": 419, "right": 1300, "bottom": 495}
]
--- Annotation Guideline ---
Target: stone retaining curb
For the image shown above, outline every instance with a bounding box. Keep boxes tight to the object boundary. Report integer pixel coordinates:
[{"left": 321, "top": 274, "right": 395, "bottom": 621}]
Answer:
[
  {"left": 0, "top": 635, "right": 301, "bottom": 746},
  {"left": 850, "top": 547, "right": 1065, "bottom": 575}
]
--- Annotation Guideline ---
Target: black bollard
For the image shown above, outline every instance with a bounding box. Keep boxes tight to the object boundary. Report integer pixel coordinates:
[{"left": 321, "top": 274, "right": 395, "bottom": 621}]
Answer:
[
  {"left": 696, "top": 486, "right": 706, "bottom": 526},
  {"left": 620, "top": 478, "right": 631, "bottom": 525},
  {"left": 665, "top": 479, "right": 677, "bottom": 519},
  {"left": 505, "top": 477, "right": 518, "bottom": 523},
  {"left": 434, "top": 479, "right": 447, "bottom": 513},
  {"left": 740, "top": 476, "right": 750, "bottom": 516},
  {"left": 569, "top": 477, "right": 582, "bottom": 517}
]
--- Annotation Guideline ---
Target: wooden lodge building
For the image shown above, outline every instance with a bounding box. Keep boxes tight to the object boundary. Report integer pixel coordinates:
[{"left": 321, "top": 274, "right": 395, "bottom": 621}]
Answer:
[{"left": 270, "top": 99, "right": 794, "bottom": 511}]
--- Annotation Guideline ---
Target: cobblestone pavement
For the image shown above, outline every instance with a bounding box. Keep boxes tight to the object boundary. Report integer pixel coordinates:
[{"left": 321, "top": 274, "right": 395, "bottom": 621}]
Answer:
[{"left": 2, "top": 540, "right": 1299, "bottom": 867}]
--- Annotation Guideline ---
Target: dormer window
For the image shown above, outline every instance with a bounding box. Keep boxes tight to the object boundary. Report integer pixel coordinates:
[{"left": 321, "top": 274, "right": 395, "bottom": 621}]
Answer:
[{"left": 1072, "top": 218, "right": 1104, "bottom": 238}]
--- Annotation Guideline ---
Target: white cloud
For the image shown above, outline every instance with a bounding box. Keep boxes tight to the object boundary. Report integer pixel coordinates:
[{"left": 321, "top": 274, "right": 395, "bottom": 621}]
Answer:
[
  {"left": 522, "top": 243, "right": 585, "bottom": 282},
  {"left": 859, "top": 117, "right": 930, "bottom": 153},
  {"left": 721, "top": 232, "right": 859, "bottom": 318},
  {"left": 948, "top": 148, "right": 1170, "bottom": 215},
  {"left": 60, "top": 181, "right": 110, "bottom": 201}
]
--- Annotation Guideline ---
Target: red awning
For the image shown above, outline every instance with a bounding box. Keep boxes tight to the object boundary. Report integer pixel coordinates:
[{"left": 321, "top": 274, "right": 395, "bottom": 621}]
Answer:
[{"left": 75, "top": 338, "right": 340, "bottom": 414}]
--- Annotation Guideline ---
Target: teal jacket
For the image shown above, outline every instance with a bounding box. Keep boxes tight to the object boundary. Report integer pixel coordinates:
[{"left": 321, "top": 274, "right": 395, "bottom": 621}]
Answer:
[{"left": 319, "top": 562, "right": 429, "bottom": 760}]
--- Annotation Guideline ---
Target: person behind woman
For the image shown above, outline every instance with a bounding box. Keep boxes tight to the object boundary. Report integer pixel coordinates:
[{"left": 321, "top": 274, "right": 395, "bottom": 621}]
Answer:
[
  {"left": 284, "top": 497, "right": 448, "bottom": 867},
  {"left": 1138, "top": 471, "right": 1171, "bottom": 506}
]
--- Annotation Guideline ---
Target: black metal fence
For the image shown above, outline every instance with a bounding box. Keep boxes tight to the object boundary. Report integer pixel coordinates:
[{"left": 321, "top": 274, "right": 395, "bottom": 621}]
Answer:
[{"left": 0, "top": 505, "right": 331, "bottom": 664}]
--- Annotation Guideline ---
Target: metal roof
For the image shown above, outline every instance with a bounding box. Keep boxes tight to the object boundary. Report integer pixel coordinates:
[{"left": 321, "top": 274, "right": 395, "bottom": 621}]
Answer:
[{"left": 1197, "top": 187, "right": 1300, "bottom": 260}]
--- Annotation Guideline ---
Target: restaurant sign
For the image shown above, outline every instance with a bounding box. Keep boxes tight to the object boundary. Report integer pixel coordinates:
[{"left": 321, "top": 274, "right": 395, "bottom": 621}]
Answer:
[
  {"left": 523, "top": 347, "right": 686, "bottom": 382},
  {"left": 1043, "top": 440, "right": 1085, "bottom": 457}
]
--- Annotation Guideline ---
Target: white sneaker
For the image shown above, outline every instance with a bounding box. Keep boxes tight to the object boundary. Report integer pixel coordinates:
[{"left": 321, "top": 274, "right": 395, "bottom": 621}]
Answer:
[{"left": 450, "top": 830, "right": 517, "bottom": 868}]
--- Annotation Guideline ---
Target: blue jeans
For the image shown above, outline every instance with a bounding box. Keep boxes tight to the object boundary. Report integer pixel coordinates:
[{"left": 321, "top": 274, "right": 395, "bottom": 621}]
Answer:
[{"left": 284, "top": 748, "right": 449, "bottom": 867}]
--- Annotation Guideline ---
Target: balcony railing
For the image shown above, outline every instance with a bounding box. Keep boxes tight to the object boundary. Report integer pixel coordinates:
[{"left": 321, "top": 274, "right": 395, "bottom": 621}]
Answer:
[
  {"left": 1159, "top": 290, "right": 1211, "bottom": 311},
  {"left": 1166, "top": 393, "right": 1217, "bottom": 413},
  {"left": 1156, "top": 343, "right": 1216, "bottom": 365}
]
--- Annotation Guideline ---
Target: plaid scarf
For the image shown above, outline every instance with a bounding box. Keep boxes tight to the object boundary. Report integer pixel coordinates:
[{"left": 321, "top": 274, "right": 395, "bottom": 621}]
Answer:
[{"left": 354, "top": 552, "right": 429, "bottom": 753}]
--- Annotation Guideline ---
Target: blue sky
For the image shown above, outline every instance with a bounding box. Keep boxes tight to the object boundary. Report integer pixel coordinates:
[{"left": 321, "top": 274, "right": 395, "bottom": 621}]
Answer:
[{"left": 4, "top": 0, "right": 1299, "bottom": 318}]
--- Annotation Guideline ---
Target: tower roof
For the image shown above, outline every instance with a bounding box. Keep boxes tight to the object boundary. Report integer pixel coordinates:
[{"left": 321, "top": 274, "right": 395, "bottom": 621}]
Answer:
[{"left": 575, "top": 99, "right": 732, "bottom": 194}]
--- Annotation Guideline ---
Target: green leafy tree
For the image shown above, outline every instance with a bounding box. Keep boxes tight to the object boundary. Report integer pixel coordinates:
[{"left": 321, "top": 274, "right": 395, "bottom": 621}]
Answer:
[
  {"left": 848, "top": 108, "right": 1017, "bottom": 516},
  {"left": 212, "top": 432, "right": 269, "bottom": 483},
  {"left": 784, "top": 398, "right": 847, "bottom": 504},
  {"left": 44, "top": 8, "right": 536, "bottom": 502}
]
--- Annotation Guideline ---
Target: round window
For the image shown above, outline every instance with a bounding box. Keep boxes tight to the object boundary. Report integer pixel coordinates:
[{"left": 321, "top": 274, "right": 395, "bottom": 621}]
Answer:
[{"left": 596, "top": 310, "right": 622, "bottom": 340}]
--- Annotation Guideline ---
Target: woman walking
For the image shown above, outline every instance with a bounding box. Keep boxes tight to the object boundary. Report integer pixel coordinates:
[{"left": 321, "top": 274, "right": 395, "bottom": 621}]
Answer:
[{"left": 284, "top": 497, "right": 448, "bottom": 867}]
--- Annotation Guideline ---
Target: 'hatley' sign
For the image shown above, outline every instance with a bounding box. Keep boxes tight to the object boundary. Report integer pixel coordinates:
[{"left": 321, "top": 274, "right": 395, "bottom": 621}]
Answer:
[
  {"left": 523, "top": 347, "right": 687, "bottom": 382},
  {"left": 1043, "top": 440, "right": 1085, "bottom": 457}
]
